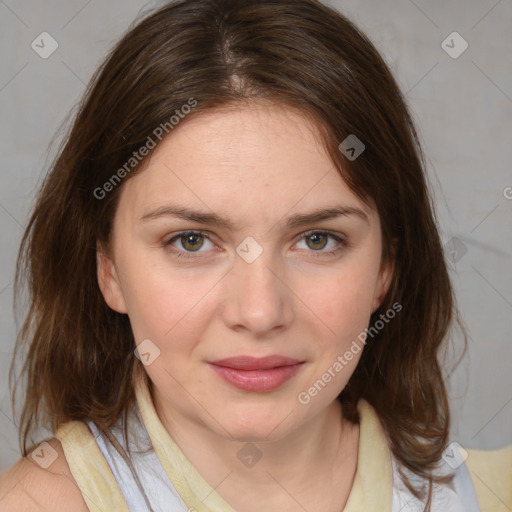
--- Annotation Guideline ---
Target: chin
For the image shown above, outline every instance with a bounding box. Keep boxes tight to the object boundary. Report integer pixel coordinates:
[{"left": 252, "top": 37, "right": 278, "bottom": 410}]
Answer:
[
  {"left": 225, "top": 424, "right": 284, "bottom": 443},
  {"left": 211, "top": 403, "right": 297, "bottom": 443}
]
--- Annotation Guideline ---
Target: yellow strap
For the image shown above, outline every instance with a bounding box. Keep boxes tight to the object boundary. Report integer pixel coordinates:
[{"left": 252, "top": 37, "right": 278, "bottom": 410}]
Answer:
[
  {"left": 55, "top": 420, "right": 130, "bottom": 512},
  {"left": 134, "top": 369, "right": 237, "bottom": 512},
  {"left": 343, "top": 399, "right": 393, "bottom": 512},
  {"left": 466, "top": 445, "right": 512, "bottom": 512}
]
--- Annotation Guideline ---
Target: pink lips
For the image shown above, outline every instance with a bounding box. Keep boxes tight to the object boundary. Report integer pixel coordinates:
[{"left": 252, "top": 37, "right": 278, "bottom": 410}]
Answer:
[{"left": 208, "top": 355, "right": 304, "bottom": 392}]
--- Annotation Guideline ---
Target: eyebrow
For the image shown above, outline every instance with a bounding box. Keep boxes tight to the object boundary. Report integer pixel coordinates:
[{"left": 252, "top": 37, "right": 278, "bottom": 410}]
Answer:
[{"left": 139, "top": 204, "right": 369, "bottom": 229}]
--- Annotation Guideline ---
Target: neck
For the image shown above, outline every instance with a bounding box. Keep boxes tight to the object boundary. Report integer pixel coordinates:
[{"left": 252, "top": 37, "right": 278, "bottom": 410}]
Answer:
[{"left": 149, "top": 382, "right": 359, "bottom": 511}]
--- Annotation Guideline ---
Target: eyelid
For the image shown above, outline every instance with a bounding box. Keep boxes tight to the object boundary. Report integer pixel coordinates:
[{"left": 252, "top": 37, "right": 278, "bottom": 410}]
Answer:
[{"left": 296, "top": 228, "right": 345, "bottom": 242}]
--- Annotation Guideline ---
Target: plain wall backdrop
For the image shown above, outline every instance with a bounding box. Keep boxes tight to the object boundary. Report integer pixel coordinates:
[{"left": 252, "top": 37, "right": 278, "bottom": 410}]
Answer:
[{"left": 1, "top": 0, "right": 511, "bottom": 471}]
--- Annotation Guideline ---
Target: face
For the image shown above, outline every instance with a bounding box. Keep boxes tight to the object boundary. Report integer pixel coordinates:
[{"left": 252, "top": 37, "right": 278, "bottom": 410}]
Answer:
[{"left": 97, "top": 102, "right": 394, "bottom": 442}]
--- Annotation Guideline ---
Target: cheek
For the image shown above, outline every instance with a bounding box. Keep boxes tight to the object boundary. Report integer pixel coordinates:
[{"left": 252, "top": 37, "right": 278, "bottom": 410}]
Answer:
[
  {"left": 305, "top": 261, "right": 378, "bottom": 338},
  {"left": 117, "top": 250, "right": 218, "bottom": 344}
]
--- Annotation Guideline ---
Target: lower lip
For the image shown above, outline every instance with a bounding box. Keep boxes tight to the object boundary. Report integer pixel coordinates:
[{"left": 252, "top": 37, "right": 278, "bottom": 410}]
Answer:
[{"left": 208, "top": 363, "right": 304, "bottom": 392}]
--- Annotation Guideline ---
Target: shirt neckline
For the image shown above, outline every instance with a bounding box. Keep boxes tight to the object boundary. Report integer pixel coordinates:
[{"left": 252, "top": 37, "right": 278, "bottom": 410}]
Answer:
[{"left": 133, "top": 365, "right": 393, "bottom": 512}]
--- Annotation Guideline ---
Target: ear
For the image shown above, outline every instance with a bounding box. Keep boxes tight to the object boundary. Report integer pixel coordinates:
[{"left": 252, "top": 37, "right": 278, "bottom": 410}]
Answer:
[
  {"left": 372, "top": 238, "right": 398, "bottom": 313},
  {"left": 96, "top": 242, "right": 128, "bottom": 314}
]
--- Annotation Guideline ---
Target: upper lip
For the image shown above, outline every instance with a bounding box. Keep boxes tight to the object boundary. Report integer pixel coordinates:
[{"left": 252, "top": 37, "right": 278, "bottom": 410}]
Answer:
[{"left": 209, "top": 355, "right": 303, "bottom": 370}]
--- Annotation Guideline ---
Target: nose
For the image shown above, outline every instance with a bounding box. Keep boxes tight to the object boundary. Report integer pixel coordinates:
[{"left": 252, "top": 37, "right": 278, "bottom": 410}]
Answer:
[{"left": 221, "top": 249, "right": 294, "bottom": 337}]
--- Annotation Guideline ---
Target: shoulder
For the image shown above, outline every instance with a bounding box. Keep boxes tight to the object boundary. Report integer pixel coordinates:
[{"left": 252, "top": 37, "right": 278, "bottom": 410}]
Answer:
[
  {"left": 0, "top": 437, "right": 89, "bottom": 512},
  {"left": 465, "top": 445, "right": 512, "bottom": 512}
]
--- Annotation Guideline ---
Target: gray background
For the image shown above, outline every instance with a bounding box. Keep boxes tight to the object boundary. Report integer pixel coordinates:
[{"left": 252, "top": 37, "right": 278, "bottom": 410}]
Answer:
[{"left": 1, "top": 0, "right": 511, "bottom": 472}]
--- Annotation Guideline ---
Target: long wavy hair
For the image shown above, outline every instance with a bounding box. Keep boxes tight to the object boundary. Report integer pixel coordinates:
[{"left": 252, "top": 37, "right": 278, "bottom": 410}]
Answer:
[{"left": 9, "top": 0, "right": 467, "bottom": 509}]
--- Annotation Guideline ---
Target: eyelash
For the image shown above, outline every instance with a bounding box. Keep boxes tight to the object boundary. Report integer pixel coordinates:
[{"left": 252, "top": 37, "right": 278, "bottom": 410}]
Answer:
[{"left": 162, "top": 230, "right": 348, "bottom": 260}]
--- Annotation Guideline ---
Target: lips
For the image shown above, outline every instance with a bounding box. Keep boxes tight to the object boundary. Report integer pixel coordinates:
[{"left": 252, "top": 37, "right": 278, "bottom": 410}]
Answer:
[
  {"left": 208, "top": 355, "right": 304, "bottom": 392},
  {"left": 210, "top": 355, "right": 302, "bottom": 370}
]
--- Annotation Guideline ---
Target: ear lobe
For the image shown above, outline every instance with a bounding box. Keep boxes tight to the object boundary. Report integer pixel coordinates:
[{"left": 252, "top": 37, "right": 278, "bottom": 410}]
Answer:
[{"left": 96, "top": 244, "right": 128, "bottom": 314}]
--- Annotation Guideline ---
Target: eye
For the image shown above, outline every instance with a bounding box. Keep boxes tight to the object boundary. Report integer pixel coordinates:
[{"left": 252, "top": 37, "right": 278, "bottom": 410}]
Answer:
[
  {"left": 294, "top": 230, "right": 347, "bottom": 257},
  {"left": 163, "top": 231, "right": 215, "bottom": 258},
  {"left": 163, "top": 229, "right": 348, "bottom": 260}
]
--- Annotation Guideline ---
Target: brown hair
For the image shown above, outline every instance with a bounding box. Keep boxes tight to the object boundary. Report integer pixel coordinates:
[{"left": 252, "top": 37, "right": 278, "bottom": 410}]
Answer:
[{"left": 9, "top": 0, "right": 468, "bottom": 509}]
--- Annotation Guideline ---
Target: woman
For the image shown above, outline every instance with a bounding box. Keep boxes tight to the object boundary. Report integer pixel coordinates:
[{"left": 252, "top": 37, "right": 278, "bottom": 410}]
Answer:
[{"left": 1, "top": 0, "right": 509, "bottom": 510}]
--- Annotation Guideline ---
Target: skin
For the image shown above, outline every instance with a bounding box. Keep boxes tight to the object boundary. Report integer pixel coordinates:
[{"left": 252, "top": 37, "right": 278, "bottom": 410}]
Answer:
[{"left": 97, "top": 101, "right": 395, "bottom": 511}]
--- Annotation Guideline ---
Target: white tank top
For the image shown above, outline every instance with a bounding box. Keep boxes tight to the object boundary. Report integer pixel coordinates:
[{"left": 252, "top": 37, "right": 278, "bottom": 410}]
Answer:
[
  {"left": 86, "top": 407, "right": 189, "bottom": 512},
  {"left": 86, "top": 403, "right": 481, "bottom": 512}
]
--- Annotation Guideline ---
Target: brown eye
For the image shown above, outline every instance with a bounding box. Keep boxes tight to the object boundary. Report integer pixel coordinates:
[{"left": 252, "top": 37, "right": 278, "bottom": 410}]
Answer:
[
  {"left": 305, "top": 232, "right": 329, "bottom": 251},
  {"left": 164, "top": 231, "right": 215, "bottom": 258},
  {"left": 180, "top": 233, "right": 204, "bottom": 252},
  {"left": 295, "top": 230, "right": 347, "bottom": 257}
]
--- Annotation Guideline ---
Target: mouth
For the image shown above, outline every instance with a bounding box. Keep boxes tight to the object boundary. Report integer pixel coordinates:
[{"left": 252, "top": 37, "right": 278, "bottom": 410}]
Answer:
[{"left": 208, "top": 355, "right": 305, "bottom": 392}]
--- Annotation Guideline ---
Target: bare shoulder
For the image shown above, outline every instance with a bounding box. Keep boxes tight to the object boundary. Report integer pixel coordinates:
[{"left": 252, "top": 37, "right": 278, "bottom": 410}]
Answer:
[{"left": 0, "top": 437, "right": 89, "bottom": 512}]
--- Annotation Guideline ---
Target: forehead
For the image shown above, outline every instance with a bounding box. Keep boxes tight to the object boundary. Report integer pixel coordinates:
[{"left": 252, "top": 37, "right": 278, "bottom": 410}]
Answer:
[
  {"left": 149, "top": 102, "right": 329, "bottom": 172},
  {"left": 118, "top": 103, "right": 375, "bottom": 224}
]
